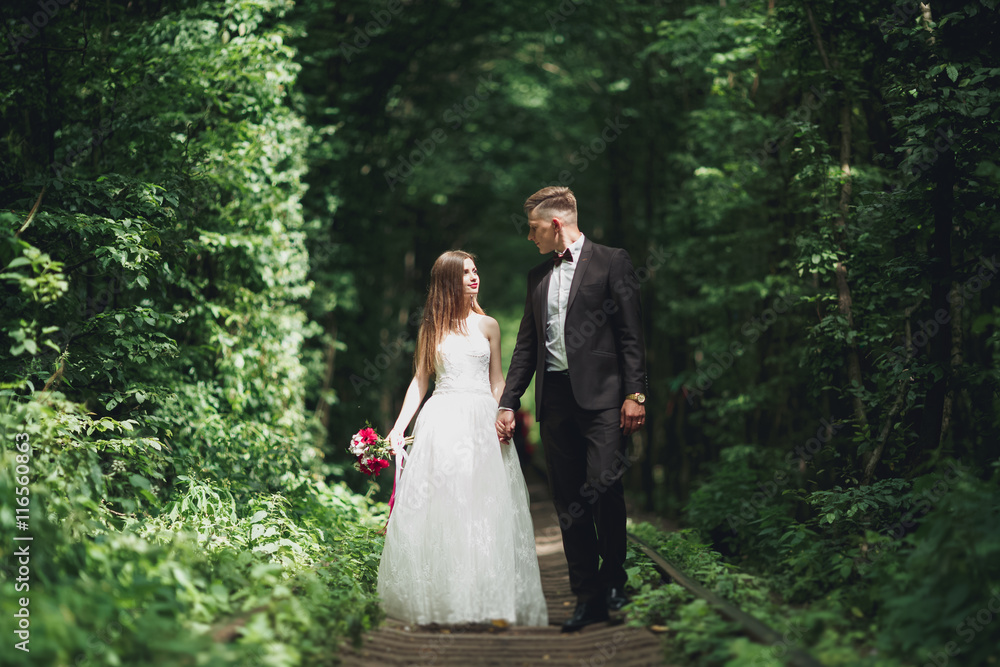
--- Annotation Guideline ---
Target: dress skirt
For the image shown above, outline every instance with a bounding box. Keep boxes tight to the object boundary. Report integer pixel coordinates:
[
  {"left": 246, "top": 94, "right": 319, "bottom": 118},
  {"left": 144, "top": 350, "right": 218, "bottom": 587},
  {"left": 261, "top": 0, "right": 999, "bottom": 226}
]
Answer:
[{"left": 376, "top": 389, "right": 549, "bottom": 626}]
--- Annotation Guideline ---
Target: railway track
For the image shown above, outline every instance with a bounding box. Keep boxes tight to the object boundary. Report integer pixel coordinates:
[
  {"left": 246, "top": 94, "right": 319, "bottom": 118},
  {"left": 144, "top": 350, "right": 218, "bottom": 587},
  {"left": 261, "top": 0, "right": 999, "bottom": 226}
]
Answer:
[
  {"left": 338, "top": 477, "right": 824, "bottom": 666},
  {"left": 626, "top": 531, "right": 824, "bottom": 667}
]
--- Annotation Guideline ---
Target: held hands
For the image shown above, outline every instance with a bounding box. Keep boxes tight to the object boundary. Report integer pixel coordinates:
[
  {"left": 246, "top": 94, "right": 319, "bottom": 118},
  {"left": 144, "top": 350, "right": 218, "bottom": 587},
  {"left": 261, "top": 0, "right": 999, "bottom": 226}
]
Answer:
[
  {"left": 620, "top": 400, "right": 645, "bottom": 436},
  {"left": 495, "top": 410, "right": 515, "bottom": 444}
]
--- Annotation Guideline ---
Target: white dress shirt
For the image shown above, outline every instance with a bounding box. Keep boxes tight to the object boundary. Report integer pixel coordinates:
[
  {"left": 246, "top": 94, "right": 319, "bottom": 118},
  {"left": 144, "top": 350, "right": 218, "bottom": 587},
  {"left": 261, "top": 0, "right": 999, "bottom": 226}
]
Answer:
[{"left": 545, "top": 234, "right": 586, "bottom": 372}]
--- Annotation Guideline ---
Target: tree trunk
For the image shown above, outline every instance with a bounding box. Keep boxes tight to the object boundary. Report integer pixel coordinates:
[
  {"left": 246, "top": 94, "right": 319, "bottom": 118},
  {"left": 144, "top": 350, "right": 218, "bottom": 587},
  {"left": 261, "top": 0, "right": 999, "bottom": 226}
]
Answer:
[
  {"left": 938, "top": 280, "right": 962, "bottom": 447},
  {"left": 921, "top": 149, "right": 955, "bottom": 451},
  {"left": 314, "top": 314, "right": 338, "bottom": 439},
  {"left": 805, "top": 4, "right": 869, "bottom": 433}
]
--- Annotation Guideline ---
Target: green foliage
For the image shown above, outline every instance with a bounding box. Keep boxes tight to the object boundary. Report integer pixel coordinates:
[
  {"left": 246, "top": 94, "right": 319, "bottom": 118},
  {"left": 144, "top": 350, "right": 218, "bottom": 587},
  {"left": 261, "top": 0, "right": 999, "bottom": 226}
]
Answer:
[
  {"left": 766, "top": 478, "right": 910, "bottom": 602},
  {"left": 870, "top": 469, "right": 1000, "bottom": 665},
  {"left": 0, "top": 0, "right": 386, "bottom": 664},
  {"left": 624, "top": 521, "right": 930, "bottom": 666},
  {"left": 682, "top": 458, "right": 1000, "bottom": 663},
  {"left": 0, "top": 433, "right": 385, "bottom": 665},
  {"left": 1, "top": 0, "right": 997, "bottom": 663},
  {"left": 685, "top": 444, "right": 798, "bottom": 559},
  {"left": 638, "top": 0, "right": 999, "bottom": 661}
]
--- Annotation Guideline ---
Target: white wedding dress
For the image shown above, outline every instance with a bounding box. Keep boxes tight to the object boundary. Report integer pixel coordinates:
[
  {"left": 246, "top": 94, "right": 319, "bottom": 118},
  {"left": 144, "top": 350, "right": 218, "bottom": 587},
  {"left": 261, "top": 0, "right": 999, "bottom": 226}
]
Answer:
[{"left": 377, "top": 313, "right": 549, "bottom": 626}]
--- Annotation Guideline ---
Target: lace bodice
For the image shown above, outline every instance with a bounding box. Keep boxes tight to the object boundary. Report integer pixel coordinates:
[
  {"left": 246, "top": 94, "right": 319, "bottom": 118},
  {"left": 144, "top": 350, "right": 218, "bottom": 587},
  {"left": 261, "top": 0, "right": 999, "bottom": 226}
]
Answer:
[{"left": 433, "top": 313, "right": 492, "bottom": 396}]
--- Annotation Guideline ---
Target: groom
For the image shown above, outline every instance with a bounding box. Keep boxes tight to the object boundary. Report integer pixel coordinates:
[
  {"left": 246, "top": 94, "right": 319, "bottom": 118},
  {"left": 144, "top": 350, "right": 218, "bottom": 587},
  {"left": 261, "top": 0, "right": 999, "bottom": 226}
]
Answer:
[{"left": 496, "top": 186, "right": 647, "bottom": 633}]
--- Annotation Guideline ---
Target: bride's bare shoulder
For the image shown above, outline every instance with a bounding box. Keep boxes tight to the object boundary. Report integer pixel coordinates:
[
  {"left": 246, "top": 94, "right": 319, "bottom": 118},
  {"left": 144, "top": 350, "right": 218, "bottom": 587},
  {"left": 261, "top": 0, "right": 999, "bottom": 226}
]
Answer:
[{"left": 476, "top": 314, "right": 500, "bottom": 339}]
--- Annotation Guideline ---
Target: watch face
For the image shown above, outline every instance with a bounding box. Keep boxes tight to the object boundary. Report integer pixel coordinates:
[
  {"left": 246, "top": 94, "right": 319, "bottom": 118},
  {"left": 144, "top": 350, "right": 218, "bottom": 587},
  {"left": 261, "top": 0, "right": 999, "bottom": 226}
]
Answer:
[{"left": 637, "top": 393, "right": 646, "bottom": 404}]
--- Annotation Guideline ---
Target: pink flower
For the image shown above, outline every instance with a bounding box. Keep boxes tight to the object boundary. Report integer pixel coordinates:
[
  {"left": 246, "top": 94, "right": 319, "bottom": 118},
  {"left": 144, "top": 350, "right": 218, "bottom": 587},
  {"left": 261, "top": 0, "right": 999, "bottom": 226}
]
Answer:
[
  {"left": 358, "top": 456, "right": 390, "bottom": 477},
  {"left": 358, "top": 427, "right": 379, "bottom": 445}
]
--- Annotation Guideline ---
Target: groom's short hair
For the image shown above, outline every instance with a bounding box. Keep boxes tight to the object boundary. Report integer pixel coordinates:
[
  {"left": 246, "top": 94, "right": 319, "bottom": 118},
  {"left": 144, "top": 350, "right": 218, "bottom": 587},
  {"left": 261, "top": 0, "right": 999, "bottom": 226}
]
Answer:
[{"left": 524, "top": 187, "right": 577, "bottom": 226}]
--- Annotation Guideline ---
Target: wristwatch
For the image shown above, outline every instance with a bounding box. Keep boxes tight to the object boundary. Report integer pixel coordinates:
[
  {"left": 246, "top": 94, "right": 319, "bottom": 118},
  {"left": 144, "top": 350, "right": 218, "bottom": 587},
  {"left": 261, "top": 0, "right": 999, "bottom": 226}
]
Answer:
[{"left": 625, "top": 392, "right": 646, "bottom": 405}]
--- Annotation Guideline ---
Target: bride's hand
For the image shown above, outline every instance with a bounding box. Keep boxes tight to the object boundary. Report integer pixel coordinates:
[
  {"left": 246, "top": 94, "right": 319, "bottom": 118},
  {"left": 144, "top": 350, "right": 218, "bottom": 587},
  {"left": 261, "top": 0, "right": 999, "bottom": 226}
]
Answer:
[
  {"left": 495, "top": 410, "right": 514, "bottom": 444},
  {"left": 387, "top": 428, "right": 406, "bottom": 454}
]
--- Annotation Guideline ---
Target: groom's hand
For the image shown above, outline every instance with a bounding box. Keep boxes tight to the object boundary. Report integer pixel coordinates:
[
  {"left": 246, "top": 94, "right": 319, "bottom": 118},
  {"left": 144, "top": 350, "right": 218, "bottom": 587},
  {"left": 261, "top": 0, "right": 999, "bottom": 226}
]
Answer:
[
  {"left": 496, "top": 409, "right": 515, "bottom": 443},
  {"left": 620, "top": 400, "right": 646, "bottom": 436}
]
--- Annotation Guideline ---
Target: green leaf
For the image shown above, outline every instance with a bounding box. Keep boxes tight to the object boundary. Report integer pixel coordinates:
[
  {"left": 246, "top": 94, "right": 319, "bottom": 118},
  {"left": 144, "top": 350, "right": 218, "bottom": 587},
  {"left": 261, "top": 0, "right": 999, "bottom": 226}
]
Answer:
[
  {"left": 277, "top": 538, "right": 302, "bottom": 552},
  {"left": 129, "top": 474, "right": 151, "bottom": 490},
  {"left": 253, "top": 543, "right": 279, "bottom": 554},
  {"left": 946, "top": 64, "right": 958, "bottom": 82}
]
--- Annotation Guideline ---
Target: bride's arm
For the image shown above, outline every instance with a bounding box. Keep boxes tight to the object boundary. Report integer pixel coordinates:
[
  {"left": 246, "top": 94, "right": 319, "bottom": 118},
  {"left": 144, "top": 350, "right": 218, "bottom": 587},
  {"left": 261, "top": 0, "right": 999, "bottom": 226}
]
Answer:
[
  {"left": 388, "top": 366, "right": 430, "bottom": 447},
  {"left": 482, "top": 316, "right": 506, "bottom": 405}
]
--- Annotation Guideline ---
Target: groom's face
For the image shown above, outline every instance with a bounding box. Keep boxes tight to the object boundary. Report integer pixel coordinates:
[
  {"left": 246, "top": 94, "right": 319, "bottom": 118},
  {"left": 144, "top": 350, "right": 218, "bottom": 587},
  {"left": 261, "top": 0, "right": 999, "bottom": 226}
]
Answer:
[{"left": 527, "top": 215, "right": 559, "bottom": 254}]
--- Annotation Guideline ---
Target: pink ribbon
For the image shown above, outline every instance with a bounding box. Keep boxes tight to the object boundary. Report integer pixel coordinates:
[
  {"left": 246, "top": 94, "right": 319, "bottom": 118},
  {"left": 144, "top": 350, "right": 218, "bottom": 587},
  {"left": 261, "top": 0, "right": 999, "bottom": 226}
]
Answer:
[{"left": 380, "top": 445, "right": 407, "bottom": 534}]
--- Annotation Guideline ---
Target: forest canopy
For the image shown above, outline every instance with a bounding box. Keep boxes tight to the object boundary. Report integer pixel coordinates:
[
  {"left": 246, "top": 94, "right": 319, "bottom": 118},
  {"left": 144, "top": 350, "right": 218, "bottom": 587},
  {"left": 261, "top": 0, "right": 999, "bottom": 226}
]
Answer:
[{"left": 1, "top": 0, "right": 998, "bottom": 664}]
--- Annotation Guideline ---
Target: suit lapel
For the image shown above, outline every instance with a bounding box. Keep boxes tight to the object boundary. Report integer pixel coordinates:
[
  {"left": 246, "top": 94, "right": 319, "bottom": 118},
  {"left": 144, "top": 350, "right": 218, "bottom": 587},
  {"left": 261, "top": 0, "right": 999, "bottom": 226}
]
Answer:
[
  {"left": 534, "top": 265, "right": 552, "bottom": 338},
  {"left": 567, "top": 237, "right": 593, "bottom": 312}
]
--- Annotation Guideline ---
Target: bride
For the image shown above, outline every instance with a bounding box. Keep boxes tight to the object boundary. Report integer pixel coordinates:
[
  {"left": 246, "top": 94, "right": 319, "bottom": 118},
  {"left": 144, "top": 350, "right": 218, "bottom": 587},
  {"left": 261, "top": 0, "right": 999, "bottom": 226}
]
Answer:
[{"left": 377, "top": 250, "right": 549, "bottom": 627}]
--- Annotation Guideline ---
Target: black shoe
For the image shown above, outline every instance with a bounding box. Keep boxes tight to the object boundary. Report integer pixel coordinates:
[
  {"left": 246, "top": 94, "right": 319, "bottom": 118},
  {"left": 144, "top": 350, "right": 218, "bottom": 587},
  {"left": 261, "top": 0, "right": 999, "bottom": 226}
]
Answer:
[
  {"left": 561, "top": 599, "right": 609, "bottom": 633},
  {"left": 607, "top": 586, "right": 629, "bottom": 611}
]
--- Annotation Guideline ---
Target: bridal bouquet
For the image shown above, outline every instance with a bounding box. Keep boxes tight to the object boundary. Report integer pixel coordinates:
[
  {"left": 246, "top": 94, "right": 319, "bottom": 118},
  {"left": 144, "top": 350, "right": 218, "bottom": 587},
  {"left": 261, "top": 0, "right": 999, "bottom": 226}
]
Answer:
[{"left": 348, "top": 424, "right": 411, "bottom": 478}]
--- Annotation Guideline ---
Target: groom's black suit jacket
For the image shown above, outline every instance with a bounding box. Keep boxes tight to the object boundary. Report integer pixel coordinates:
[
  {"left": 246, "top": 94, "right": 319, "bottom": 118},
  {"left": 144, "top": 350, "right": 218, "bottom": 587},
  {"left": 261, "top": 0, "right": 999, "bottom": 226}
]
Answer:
[{"left": 500, "top": 237, "right": 647, "bottom": 421}]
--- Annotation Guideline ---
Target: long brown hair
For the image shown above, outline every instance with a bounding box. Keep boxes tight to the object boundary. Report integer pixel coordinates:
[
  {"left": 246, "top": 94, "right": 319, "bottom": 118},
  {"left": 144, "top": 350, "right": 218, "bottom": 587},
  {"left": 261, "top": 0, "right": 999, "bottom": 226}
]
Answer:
[{"left": 415, "top": 250, "right": 486, "bottom": 377}]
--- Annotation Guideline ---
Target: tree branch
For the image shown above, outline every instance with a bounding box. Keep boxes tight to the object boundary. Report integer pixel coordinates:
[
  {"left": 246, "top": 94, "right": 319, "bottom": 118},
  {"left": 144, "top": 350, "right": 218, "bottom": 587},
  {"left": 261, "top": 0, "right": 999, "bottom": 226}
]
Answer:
[
  {"left": 15, "top": 186, "right": 47, "bottom": 238},
  {"left": 804, "top": 3, "right": 832, "bottom": 71},
  {"left": 862, "top": 301, "right": 920, "bottom": 484}
]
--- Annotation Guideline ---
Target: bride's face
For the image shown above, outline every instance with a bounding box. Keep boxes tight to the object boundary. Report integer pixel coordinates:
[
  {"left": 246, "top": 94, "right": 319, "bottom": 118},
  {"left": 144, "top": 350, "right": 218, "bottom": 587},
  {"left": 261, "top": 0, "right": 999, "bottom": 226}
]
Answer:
[{"left": 462, "top": 258, "right": 479, "bottom": 296}]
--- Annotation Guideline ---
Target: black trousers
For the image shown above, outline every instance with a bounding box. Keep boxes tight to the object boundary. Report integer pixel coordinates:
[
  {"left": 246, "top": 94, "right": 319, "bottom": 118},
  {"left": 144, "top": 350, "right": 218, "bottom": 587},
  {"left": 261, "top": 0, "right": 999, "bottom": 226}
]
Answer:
[{"left": 540, "top": 370, "right": 630, "bottom": 602}]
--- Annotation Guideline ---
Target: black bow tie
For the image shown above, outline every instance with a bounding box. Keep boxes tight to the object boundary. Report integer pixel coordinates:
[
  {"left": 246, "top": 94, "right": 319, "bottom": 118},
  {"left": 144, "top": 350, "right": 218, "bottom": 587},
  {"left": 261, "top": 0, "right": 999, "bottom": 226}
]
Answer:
[{"left": 553, "top": 249, "right": 573, "bottom": 266}]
